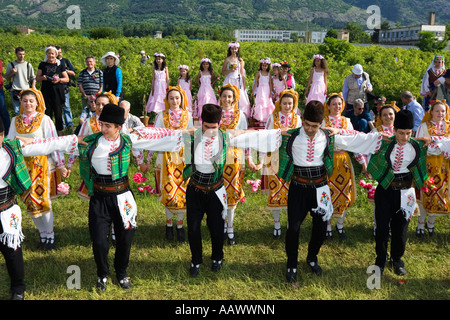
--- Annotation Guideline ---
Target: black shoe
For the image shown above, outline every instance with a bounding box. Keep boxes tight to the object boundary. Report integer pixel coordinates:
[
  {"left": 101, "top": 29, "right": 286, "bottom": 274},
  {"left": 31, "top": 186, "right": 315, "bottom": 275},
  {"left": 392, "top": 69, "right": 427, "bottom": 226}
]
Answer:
[
  {"left": 425, "top": 223, "right": 435, "bottom": 237},
  {"left": 325, "top": 230, "right": 332, "bottom": 240},
  {"left": 335, "top": 226, "right": 347, "bottom": 240},
  {"left": 189, "top": 263, "right": 200, "bottom": 277},
  {"left": 37, "top": 237, "right": 47, "bottom": 250},
  {"left": 176, "top": 227, "right": 186, "bottom": 242},
  {"left": 211, "top": 260, "right": 222, "bottom": 272},
  {"left": 45, "top": 238, "right": 55, "bottom": 251},
  {"left": 273, "top": 227, "right": 281, "bottom": 239},
  {"left": 286, "top": 268, "right": 297, "bottom": 283},
  {"left": 307, "top": 260, "right": 322, "bottom": 275},
  {"left": 416, "top": 227, "right": 425, "bottom": 239},
  {"left": 390, "top": 259, "right": 407, "bottom": 276},
  {"left": 118, "top": 277, "right": 131, "bottom": 289},
  {"left": 10, "top": 292, "right": 24, "bottom": 300},
  {"left": 96, "top": 277, "right": 107, "bottom": 292},
  {"left": 165, "top": 225, "right": 174, "bottom": 241},
  {"left": 227, "top": 234, "right": 236, "bottom": 245}
]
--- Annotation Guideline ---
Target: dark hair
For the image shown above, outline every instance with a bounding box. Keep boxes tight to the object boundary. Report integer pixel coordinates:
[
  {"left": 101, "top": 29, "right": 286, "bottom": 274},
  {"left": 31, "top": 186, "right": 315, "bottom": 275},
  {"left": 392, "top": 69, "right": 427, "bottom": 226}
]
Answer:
[
  {"left": 312, "top": 57, "right": 329, "bottom": 75},
  {"left": 219, "top": 86, "right": 235, "bottom": 98},
  {"left": 179, "top": 68, "right": 190, "bottom": 83},
  {"left": 227, "top": 45, "right": 241, "bottom": 59},
  {"left": 153, "top": 56, "right": 166, "bottom": 71},
  {"left": 20, "top": 89, "right": 38, "bottom": 100},
  {"left": 258, "top": 62, "right": 271, "bottom": 72},
  {"left": 15, "top": 47, "right": 25, "bottom": 54},
  {"left": 95, "top": 93, "right": 111, "bottom": 103},
  {"left": 200, "top": 60, "right": 215, "bottom": 75},
  {"left": 201, "top": 104, "right": 222, "bottom": 124},
  {"left": 379, "top": 105, "right": 396, "bottom": 117},
  {"left": 280, "top": 93, "right": 294, "bottom": 102},
  {"left": 327, "top": 94, "right": 344, "bottom": 106}
]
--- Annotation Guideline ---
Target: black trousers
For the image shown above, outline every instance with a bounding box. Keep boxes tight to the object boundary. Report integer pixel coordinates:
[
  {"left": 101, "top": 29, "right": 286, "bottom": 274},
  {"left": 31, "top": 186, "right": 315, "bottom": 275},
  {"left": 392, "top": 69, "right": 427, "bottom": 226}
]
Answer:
[
  {"left": 0, "top": 217, "right": 25, "bottom": 294},
  {"left": 89, "top": 190, "right": 135, "bottom": 280},
  {"left": 374, "top": 185, "right": 410, "bottom": 268},
  {"left": 186, "top": 184, "right": 225, "bottom": 265},
  {"left": 285, "top": 182, "right": 328, "bottom": 268}
]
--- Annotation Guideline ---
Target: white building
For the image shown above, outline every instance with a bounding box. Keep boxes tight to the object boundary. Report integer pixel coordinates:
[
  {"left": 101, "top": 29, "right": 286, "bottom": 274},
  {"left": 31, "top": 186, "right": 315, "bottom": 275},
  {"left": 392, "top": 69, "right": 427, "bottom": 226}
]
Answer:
[
  {"left": 233, "top": 29, "right": 327, "bottom": 43},
  {"left": 378, "top": 12, "right": 446, "bottom": 45}
]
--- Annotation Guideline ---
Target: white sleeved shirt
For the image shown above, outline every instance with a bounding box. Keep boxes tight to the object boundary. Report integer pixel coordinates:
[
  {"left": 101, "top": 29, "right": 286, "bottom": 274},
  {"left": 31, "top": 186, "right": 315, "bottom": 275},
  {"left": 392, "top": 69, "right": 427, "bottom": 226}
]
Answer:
[
  {"left": 0, "top": 135, "right": 78, "bottom": 188},
  {"left": 7, "top": 112, "right": 66, "bottom": 168}
]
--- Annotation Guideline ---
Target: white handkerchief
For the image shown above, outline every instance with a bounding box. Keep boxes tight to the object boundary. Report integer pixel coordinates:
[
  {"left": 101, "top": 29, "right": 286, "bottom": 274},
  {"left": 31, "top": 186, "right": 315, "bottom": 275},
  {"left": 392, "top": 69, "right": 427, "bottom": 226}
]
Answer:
[
  {"left": 215, "top": 186, "right": 228, "bottom": 220},
  {"left": 399, "top": 187, "right": 416, "bottom": 221},
  {"left": 0, "top": 204, "right": 24, "bottom": 250},
  {"left": 116, "top": 191, "right": 138, "bottom": 229},
  {"left": 312, "top": 185, "right": 334, "bottom": 221}
]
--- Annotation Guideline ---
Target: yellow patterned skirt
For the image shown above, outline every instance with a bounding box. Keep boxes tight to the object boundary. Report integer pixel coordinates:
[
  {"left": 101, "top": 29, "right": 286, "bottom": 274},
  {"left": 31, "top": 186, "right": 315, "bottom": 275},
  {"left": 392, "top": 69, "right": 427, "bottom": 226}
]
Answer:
[
  {"left": 21, "top": 155, "right": 56, "bottom": 217},
  {"left": 328, "top": 151, "right": 356, "bottom": 217},
  {"left": 223, "top": 147, "right": 245, "bottom": 208},
  {"left": 262, "top": 153, "right": 289, "bottom": 210},
  {"left": 159, "top": 148, "right": 187, "bottom": 211},
  {"left": 420, "top": 154, "right": 450, "bottom": 216}
]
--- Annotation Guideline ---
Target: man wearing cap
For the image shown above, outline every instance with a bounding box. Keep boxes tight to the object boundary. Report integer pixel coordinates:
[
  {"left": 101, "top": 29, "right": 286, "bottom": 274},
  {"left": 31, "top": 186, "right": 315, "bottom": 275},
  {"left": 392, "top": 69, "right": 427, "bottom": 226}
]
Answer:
[
  {"left": 366, "top": 109, "right": 447, "bottom": 276},
  {"left": 184, "top": 104, "right": 282, "bottom": 277},
  {"left": 343, "top": 64, "right": 373, "bottom": 117},
  {"left": 101, "top": 51, "right": 123, "bottom": 98},
  {"left": 0, "top": 117, "right": 83, "bottom": 299},
  {"left": 77, "top": 103, "right": 185, "bottom": 291}
]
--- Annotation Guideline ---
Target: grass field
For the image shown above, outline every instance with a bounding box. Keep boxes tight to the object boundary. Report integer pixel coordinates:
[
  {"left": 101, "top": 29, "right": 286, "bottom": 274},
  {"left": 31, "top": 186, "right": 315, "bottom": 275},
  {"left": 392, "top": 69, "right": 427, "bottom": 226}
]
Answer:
[{"left": 1, "top": 154, "right": 448, "bottom": 303}]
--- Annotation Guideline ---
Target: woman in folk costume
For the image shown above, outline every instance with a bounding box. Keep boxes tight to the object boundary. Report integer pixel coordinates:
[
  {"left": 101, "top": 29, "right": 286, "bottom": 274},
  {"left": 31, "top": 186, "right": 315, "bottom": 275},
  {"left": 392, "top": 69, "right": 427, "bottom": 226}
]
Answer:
[
  {"left": 322, "top": 93, "right": 365, "bottom": 240},
  {"left": 415, "top": 100, "right": 450, "bottom": 238},
  {"left": 7, "top": 88, "right": 68, "bottom": 251},
  {"left": 218, "top": 84, "right": 257, "bottom": 245},
  {"left": 76, "top": 103, "right": 184, "bottom": 291},
  {"left": 0, "top": 117, "right": 80, "bottom": 299},
  {"left": 420, "top": 55, "right": 446, "bottom": 111},
  {"left": 67, "top": 92, "right": 119, "bottom": 201},
  {"left": 153, "top": 86, "right": 194, "bottom": 242},
  {"left": 262, "top": 89, "right": 301, "bottom": 238}
]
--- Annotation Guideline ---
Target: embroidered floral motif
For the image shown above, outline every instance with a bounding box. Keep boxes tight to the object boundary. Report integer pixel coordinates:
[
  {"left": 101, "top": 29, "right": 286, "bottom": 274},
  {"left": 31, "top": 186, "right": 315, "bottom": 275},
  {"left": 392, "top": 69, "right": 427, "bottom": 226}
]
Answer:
[
  {"left": 392, "top": 145, "right": 404, "bottom": 172},
  {"left": 306, "top": 137, "right": 315, "bottom": 162}
]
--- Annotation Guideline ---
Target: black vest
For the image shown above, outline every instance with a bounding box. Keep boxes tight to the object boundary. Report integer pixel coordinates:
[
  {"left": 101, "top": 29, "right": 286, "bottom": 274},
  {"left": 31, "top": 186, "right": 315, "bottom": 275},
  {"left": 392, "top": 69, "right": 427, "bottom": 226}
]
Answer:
[{"left": 103, "top": 65, "right": 118, "bottom": 94}]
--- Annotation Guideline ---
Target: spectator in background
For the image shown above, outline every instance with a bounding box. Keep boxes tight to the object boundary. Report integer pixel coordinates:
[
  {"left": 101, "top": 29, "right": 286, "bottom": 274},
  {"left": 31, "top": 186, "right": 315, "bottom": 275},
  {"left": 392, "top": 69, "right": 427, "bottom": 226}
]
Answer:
[
  {"left": 101, "top": 51, "right": 123, "bottom": 98},
  {"left": 0, "top": 59, "right": 10, "bottom": 134},
  {"left": 4, "top": 47, "right": 36, "bottom": 115},
  {"left": 74, "top": 95, "right": 96, "bottom": 135},
  {"left": 56, "top": 46, "right": 76, "bottom": 133},
  {"left": 36, "top": 45, "right": 69, "bottom": 135},
  {"left": 400, "top": 91, "right": 424, "bottom": 135},
  {"left": 140, "top": 51, "right": 150, "bottom": 64},
  {"left": 78, "top": 56, "right": 103, "bottom": 110},
  {"left": 420, "top": 55, "right": 446, "bottom": 111},
  {"left": 348, "top": 99, "right": 374, "bottom": 133},
  {"left": 119, "top": 100, "right": 144, "bottom": 131},
  {"left": 343, "top": 64, "right": 373, "bottom": 117},
  {"left": 280, "top": 61, "right": 295, "bottom": 90}
]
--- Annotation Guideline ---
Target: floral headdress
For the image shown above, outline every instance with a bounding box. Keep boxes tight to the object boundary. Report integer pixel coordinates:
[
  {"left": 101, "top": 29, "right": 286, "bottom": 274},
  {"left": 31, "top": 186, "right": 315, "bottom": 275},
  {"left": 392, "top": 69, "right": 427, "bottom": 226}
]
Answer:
[
  {"left": 271, "top": 63, "right": 281, "bottom": 68},
  {"left": 228, "top": 42, "right": 240, "bottom": 48},
  {"left": 201, "top": 58, "right": 212, "bottom": 64},
  {"left": 19, "top": 88, "right": 46, "bottom": 114},
  {"left": 260, "top": 58, "right": 271, "bottom": 64},
  {"left": 218, "top": 84, "right": 240, "bottom": 111},
  {"left": 164, "top": 85, "right": 189, "bottom": 111},
  {"left": 154, "top": 52, "right": 165, "bottom": 58},
  {"left": 421, "top": 99, "right": 450, "bottom": 123},
  {"left": 313, "top": 54, "right": 324, "bottom": 60},
  {"left": 178, "top": 65, "right": 189, "bottom": 70},
  {"left": 274, "top": 88, "right": 299, "bottom": 115},
  {"left": 324, "top": 93, "right": 346, "bottom": 116},
  {"left": 100, "top": 91, "right": 119, "bottom": 106}
]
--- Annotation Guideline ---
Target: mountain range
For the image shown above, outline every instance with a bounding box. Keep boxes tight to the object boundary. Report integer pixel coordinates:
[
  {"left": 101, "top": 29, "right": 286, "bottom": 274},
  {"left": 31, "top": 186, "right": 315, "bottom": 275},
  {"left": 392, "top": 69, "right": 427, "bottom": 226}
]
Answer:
[{"left": 0, "top": 0, "right": 448, "bottom": 31}]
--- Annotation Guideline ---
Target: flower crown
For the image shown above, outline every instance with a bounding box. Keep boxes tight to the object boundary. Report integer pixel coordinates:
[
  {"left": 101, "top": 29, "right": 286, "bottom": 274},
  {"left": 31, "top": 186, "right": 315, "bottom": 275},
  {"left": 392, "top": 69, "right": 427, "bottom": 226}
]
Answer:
[
  {"left": 228, "top": 42, "right": 240, "bottom": 48},
  {"left": 313, "top": 54, "right": 324, "bottom": 60},
  {"left": 178, "top": 64, "right": 189, "bottom": 70},
  {"left": 260, "top": 58, "right": 271, "bottom": 64},
  {"left": 271, "top": 63, "right": 281, "bottom": 68},
  {"left": 201, "top": 58, "right": 212, "bottom": 64},
  {"left": 154, "top": 52, "right": 165, "bottom": 58}
]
